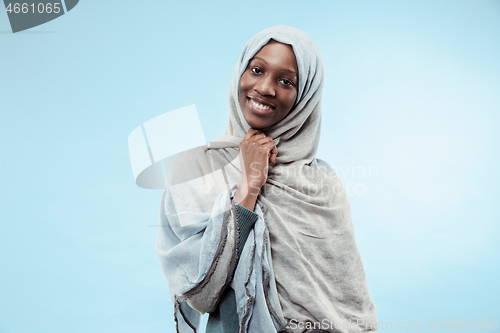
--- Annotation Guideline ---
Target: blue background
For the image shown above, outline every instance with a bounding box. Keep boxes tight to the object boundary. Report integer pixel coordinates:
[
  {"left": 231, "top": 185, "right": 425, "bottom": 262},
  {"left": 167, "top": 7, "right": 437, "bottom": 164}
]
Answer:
[{"left": 1, "top": 1, "right": 499, "bottom": 332}]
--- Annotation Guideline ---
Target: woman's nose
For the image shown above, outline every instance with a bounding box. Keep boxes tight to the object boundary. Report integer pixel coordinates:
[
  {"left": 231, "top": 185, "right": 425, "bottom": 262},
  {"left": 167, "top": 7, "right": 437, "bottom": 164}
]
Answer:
[{"left": 254, "top": 76, "right": 276, "bottom": 97}]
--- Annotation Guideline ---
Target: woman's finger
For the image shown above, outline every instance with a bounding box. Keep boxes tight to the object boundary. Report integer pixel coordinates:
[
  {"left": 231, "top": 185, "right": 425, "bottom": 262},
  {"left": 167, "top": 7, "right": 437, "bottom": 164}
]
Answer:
[
  {"left": 242, "top": 128, "right": 259, "bottom": 142},
  {"left": 261, "top": 140, "right": 278, "bottom": 163},
  {"left": 255, "top": 135, "right": 274, "bottom": 145},
  {"left": 269, "top": 145, "right": 278, "bottom": 164},
  {"left": 250, "top": 130, "right": 267, "bottom": 140},
  {"left": 252, "top": 133, "right": 267, "bottom": 142}
]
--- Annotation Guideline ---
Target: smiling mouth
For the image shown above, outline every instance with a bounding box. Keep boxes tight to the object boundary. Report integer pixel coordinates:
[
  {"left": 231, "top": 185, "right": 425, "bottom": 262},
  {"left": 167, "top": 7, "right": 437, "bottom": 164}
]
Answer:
[{"left": 247, "top": 97, "right": 274, "bottom": 115}]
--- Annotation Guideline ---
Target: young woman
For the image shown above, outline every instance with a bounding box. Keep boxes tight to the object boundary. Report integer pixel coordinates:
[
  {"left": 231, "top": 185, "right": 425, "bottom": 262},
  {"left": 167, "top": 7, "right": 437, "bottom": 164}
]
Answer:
[{"left": 156, "top": 25, "right": 377, "bottom": 333}]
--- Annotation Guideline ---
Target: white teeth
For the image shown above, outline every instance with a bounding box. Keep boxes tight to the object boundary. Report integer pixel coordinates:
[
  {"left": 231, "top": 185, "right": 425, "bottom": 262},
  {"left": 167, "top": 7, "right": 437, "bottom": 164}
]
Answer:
[{"left": 251, "top": 99, "right": 270, "bottom": 111}]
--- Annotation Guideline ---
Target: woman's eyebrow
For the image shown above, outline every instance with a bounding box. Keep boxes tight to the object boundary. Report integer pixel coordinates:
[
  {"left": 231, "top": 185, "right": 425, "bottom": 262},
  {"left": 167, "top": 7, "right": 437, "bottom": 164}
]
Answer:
[
  {"left": 250, "top": 57, "right": 298, "bottom": 79},
  {"left": 251, "top": 56, "right": 267, "bottom": 64},
  {"left": 283, "top": 68, "right": 298, "bottom": 79}
]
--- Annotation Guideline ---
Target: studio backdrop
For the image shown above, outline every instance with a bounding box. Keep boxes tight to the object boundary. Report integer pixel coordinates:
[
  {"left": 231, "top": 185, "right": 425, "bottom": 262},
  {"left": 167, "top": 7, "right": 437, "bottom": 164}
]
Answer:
[{"left": 1, "top": 1, "right": 499, "bottom": 332}]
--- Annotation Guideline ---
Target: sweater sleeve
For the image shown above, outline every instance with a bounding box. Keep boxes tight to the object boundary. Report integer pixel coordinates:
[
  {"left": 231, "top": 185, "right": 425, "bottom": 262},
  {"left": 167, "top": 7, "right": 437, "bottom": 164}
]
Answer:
[{"left": 235, "top": 204, "right": 259, "bottom": 259}]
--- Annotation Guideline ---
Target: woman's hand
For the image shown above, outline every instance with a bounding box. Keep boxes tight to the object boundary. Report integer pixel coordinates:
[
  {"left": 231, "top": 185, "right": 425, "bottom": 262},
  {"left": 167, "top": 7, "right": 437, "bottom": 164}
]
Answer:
[{"left": 234, "top": 128, "right": 277, "bottom": 210}]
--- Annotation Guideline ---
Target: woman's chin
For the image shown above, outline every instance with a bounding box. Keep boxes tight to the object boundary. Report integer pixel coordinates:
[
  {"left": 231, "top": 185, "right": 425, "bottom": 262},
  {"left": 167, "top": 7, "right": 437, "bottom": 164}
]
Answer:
[
  {"left": 246, "top": 120, "right": 268, "bottom": 130},
  {"left": 244, "top": 113, "right": 271, "bottom": 130}
]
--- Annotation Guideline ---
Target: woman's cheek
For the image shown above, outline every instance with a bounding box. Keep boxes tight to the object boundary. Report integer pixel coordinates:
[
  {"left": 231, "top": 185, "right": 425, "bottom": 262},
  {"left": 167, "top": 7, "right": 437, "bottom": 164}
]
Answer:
[
  {"left": 240, "top": 71, "right": 251, "bottom": 89},
  {"left": 287, "top": 91, "right": 297, "bottom": 108}
]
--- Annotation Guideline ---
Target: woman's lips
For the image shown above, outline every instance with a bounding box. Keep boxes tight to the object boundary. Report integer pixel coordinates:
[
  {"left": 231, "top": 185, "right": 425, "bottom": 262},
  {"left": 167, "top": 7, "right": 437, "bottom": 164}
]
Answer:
[{"left": 247, "top": 97, "right": 274, "bottom": 115}]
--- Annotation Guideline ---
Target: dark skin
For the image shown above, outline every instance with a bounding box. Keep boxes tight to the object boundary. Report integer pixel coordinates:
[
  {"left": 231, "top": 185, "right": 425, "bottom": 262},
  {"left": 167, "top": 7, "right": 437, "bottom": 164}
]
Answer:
[{"left": 234, "top": 40, "right": 299, "bottom": 210}]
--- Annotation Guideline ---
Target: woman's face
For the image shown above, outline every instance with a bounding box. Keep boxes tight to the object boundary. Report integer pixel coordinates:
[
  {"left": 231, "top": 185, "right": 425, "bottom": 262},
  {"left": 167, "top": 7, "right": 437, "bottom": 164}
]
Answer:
[{"left": 238, "top": 40, "right": 299, "bottom": 130}]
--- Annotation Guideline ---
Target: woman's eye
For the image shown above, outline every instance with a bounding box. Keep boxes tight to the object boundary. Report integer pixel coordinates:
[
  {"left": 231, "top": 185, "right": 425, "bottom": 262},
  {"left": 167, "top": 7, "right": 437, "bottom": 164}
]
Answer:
[
  {"left": 251, "top": 67, "right": 262, "bottom": 75},
  {"left": 280, "top": 78, "right": 294, "bottom": 86}
]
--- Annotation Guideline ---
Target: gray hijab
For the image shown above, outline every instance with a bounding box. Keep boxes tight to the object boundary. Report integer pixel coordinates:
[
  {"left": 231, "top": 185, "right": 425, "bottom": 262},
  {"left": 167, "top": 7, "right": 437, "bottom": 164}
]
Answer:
[
  {"left": 160, "top": 25, "right": 377, "bottom": 332},
  {"left": 219, "top": 25, "right": 377, "bottom": 331}
]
